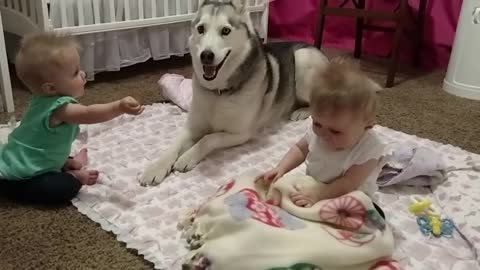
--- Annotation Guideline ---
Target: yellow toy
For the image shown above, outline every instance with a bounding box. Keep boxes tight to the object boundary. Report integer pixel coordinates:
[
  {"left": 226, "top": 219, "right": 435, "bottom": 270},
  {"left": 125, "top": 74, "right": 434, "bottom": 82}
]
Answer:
[
  {"left": 428, "top": 215, "right": 442, "bottom": 237},
  {"left": 408, "top": 200, "right": 432, "bottom": 216},
  {"left": 409, "top": 196, "right": 439, "bottom": 216},
  {"left": 409, "top": 196, "right": 455, "bottom": 238}
]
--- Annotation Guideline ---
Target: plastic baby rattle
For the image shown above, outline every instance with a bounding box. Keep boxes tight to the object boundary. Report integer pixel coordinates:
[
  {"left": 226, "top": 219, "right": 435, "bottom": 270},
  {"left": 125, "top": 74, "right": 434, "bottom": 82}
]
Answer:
[{"left": 409, "top": 196, "right": 455, "bottom": 238}]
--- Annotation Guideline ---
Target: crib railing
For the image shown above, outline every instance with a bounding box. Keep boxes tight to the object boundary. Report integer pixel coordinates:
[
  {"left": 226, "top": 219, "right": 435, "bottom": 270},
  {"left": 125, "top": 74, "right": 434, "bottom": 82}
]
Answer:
[
  {"left": 50, "top": 0, "right": 267, "bottom": 35},
  {"left": 0, "top": 0, "right": 49, "bottom": 35},
  {"left": 0, "top": 0, "right": 268, "bottom": 36}
]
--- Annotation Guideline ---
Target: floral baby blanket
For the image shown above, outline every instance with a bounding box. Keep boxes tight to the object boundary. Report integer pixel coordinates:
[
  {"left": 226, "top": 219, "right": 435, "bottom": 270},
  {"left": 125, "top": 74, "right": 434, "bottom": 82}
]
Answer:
[{"left": 179, "top": 173, "right": 398, "bottom": 270}]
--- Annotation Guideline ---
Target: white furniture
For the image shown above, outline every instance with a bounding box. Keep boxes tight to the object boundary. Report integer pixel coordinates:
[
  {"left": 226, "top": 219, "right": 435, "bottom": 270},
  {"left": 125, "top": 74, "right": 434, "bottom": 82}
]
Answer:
[
  {"left": 0, "top": 0, "right": 268, "bottom": 36},
  {"left": 0, "top": 0, "right": 269, "bottom": 80},
  {"left": 0, "top": 10, "right": 14, "bottom": 112},
  {"left": 443, "top": 0, "right": 480, "bottom": 100}
]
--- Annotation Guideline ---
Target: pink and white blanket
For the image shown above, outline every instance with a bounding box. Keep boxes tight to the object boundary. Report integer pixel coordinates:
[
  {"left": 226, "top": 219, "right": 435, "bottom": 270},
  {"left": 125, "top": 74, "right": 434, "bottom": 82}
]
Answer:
[
  {"left": 179, "top": 173, "right": 397, "bottom": 270},
  {"left": 59, "top": 102, "right": 479, "bottom": 269}
]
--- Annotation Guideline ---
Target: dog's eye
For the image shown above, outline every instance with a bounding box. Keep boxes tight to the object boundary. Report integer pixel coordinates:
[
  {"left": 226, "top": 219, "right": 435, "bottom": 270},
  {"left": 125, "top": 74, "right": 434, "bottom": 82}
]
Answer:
[
  {"left": 197, "top": 25, "right": 205, "bottom": 34},
  {"left": 221, "top": 27, "right": 231, "bottom": 36}
]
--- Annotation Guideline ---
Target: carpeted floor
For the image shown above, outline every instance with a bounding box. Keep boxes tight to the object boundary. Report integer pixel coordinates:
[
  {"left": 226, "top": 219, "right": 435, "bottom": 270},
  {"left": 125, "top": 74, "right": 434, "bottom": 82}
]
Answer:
[{"left": 0, "top": 49, "right": 479, "bottom": 270}]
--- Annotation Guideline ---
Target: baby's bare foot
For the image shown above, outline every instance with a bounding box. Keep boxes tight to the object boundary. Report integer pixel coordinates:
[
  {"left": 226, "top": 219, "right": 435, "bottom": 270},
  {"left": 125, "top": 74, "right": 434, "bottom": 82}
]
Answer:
[
  {"left": 68, "top": 169, "right": 99, "bottom": 185},
  {"left": 63, "top": 159, "right": 82, "bottom": 171},
  {"left": 73, "top": 148, "right": 88, "bottom": 167}
]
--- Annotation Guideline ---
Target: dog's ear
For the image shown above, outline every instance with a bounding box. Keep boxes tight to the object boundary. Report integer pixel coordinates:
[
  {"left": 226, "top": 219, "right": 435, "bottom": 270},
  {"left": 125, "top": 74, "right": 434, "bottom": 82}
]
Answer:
[
  {"left": 231, "top": 0, "right": 247, "bottom": 13},
  {"left": 198, "top": 0, "right": 207, "bottom": 7}
]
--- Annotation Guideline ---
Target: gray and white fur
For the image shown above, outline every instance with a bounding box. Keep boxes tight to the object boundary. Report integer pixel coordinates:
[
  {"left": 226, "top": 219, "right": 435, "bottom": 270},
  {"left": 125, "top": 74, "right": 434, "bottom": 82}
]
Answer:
[{"left": 140, "top": 0, "right": 329, "bottom": 185}]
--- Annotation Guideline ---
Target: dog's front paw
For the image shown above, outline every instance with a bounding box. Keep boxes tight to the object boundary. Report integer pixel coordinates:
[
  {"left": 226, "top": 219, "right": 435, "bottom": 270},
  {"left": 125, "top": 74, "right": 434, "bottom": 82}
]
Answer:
[
  {"left": 139, "top": 157, "right": 176, "bottom": 186},
  {"left": 186, "top": 234, "right": 204, "bottom": 250},
  {"left": 173, "top": 148, "right": 201, "bottom": 172},
  {"left": 290, "top": 108, "right": 310, "bottom": 121}
]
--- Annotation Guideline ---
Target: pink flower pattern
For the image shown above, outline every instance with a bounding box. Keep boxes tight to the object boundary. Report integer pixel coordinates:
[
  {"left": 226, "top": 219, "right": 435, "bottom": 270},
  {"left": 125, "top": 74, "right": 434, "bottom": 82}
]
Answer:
[
  {"left": 319, "top": 196, "right": 366, "bottom": 230},
  {"left": 243, "top": 189, "right": 283, "bottom": 228},
  {"left": 224, "top": 189, "right": 306, "bottom": 230},
  {"left": 214, "top": 180, "right": 235, "bottom": 198}
]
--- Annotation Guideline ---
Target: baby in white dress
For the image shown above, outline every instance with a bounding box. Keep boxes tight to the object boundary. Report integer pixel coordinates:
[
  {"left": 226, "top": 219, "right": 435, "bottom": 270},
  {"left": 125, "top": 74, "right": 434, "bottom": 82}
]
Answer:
[{"left": 256, "top": 58, "right": 390, "bottom": 207}]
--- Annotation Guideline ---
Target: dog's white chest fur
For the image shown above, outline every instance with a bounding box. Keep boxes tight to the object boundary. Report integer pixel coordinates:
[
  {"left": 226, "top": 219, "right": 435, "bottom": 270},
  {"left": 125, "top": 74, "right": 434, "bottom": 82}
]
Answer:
[{"left": 191, "top": 77, "right": 266, "bottom": 133}]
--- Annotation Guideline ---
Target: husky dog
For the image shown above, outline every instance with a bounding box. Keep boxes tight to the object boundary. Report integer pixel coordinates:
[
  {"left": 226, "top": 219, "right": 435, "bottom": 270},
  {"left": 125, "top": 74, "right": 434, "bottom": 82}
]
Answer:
[{"left": 139, "top": 0, "right": 329, "bottom": 186}]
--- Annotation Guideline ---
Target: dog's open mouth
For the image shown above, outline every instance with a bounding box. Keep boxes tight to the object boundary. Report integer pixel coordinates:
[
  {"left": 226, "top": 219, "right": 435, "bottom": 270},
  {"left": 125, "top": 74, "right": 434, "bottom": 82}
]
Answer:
[{"left": 202, "top": 51, "right": 231, "bottom": 81}]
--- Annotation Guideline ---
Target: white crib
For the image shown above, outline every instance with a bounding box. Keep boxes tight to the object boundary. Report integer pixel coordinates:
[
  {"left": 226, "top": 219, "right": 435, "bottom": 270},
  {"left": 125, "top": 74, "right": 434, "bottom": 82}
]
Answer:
[
  {"left": 0, "top": 0, "right": 269, "bottom": 112},
  {"left": 0, "top": 0, "right": 268, "bottom": 36}
]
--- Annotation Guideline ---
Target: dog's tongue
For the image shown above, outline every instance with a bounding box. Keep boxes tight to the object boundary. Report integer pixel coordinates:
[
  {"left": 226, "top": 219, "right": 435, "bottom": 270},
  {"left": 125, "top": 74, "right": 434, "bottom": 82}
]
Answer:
[{"left": 203, "top": 65, "right": 216, "bottom": 78}]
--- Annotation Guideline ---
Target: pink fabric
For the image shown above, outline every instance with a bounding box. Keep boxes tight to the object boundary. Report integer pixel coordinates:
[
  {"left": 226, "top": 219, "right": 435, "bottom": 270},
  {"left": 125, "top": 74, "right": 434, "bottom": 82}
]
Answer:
[
  {"left": 158, "top": 74, "right": 192, "bottom": 111},
  {"left": 268, "top": 0, "right": 462, "bottom": 68}
]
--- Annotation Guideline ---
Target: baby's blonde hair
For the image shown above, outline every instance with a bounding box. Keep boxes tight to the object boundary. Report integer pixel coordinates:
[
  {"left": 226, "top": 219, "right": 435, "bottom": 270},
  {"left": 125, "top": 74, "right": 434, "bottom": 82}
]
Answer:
[
  {"left": 309, "top": 57, "right": 381, "bottom": 121},
  {"left": 15, "top": 32, "right": 79, "bottom": 92}
]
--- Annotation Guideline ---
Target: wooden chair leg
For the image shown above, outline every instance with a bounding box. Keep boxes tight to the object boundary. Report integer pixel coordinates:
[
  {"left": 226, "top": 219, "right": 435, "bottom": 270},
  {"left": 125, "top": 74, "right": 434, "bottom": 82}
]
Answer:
[
  {"left": 315, "top": 0, "right": 328, "bottom": 49},
  {"left": 354, "top": 0, "right": 365, "bottom": 58},
  {"left": 386, "top": 0, "right": 408, "bottom": 88},
  {"left": 387, "top": 25, "right": 404, "bottom": 87},
  {"left": 413, "top": 0, "right": 427, "bottom": 67}
]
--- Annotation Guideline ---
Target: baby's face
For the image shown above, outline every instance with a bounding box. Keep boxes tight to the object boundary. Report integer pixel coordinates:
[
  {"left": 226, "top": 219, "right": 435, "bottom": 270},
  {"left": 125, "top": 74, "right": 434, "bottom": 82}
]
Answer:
[
  {"left": 311, "top": 109, "right": 372, "bottom": 151},
  {"left": 50, "top": 48, "right": 86, "bottom": 98}
]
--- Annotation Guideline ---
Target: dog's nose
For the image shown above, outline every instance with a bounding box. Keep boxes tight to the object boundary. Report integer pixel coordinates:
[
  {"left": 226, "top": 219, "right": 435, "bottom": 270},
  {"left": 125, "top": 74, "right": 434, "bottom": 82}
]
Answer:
[{"left": 200, "top": 50, "right": 215, "bottom": 65}]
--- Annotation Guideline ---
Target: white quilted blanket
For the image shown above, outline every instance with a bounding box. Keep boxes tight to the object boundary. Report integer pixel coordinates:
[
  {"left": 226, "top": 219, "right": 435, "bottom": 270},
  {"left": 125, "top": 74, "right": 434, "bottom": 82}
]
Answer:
[{"left": 67, "top": 103, "right": 480, "bottom": 269}]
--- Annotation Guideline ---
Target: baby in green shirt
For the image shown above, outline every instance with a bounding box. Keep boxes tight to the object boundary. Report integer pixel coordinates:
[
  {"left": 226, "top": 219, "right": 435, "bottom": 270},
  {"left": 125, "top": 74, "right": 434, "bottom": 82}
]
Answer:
[{"left": 0, "top": 32, "right": 144, "bottom": 205}]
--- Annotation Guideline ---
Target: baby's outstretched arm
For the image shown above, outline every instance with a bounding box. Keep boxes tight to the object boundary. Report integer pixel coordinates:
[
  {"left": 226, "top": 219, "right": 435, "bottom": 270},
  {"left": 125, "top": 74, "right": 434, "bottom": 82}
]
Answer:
[
  {"left": 51, "top": 96, "right": 144, "bottom": 125},
  {"left": 255, "top": 135, "right": 309, "bottom": 184}
]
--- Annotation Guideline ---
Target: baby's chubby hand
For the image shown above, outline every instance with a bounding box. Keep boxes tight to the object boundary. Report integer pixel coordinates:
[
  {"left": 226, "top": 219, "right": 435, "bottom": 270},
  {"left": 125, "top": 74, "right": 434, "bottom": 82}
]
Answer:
[{"left": 120, "top": 96, "right": 145, "bottom": 115}]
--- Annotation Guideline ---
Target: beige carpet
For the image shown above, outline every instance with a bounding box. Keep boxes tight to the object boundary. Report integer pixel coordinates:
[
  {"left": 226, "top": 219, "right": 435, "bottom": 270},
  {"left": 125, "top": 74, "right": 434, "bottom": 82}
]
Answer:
[{"left": 0, "top": 50, "right": 479, "bottom": 270}]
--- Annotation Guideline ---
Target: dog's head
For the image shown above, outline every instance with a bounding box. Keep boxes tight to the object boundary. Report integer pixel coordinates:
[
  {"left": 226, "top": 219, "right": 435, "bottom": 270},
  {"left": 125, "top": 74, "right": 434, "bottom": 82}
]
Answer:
[{"left": 189, "top": 0, "right": 256, "bottom": 90}]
